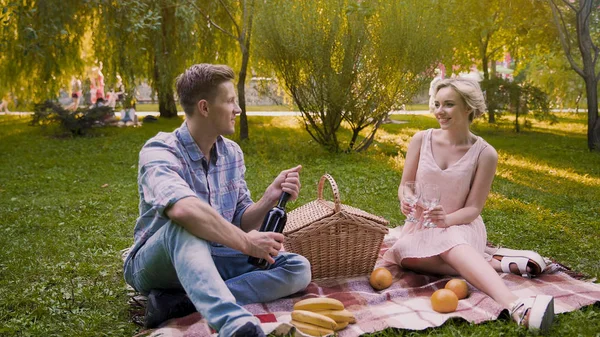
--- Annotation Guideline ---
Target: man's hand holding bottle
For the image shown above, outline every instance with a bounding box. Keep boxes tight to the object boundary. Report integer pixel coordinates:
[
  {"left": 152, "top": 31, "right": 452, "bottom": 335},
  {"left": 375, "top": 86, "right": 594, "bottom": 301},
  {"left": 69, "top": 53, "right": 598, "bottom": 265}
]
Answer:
[
  {"left": 263, "top": 165, "right": 302, "bottom": 206},
  {"left": 245, "top": 230, "right": 284, "bottom": 265}
]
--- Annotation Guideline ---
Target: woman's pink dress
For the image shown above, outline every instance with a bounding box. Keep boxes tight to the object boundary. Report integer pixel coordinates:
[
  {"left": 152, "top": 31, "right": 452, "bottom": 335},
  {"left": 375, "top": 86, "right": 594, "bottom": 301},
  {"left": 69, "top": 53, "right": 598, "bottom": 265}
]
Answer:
[{"left": 384, "top": 128, "right": 491, "bottom": 265}]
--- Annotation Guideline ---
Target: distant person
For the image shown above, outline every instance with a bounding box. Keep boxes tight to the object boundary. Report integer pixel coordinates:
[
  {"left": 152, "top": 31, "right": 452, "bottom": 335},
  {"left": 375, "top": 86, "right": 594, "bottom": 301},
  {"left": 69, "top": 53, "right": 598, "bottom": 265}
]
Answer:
[
  {"left": 89, "top": 67, "right": 99, "bottom": 105},
  {"left": 122, "top": 64, "right": 311, "bottom": 336},
  {"left": 105, "top": 89, "right": 117, "bottom": 109},
  {"left": 0, "top": 93, "right": 10, "bottom": 113},
  {"left": 106, "top": 75, "right": 125, "bottom": 109},
  {"left": 115, "top": 74, "right": 125, "bottom": 104},
  {"left": 89, "top": 62, "right": 105, "bottom": 104},
  {"left": 95, "top": 97, "right": 107, "bottom": 108},
  {"left": 67, "top": 76, "right": 83, "bottom": 111},
  {"left": 96, "top": 61, "right": 106, "bottom": 101},
  {"left": 118, "top": 107, "right": 137, "bottom": 127}
]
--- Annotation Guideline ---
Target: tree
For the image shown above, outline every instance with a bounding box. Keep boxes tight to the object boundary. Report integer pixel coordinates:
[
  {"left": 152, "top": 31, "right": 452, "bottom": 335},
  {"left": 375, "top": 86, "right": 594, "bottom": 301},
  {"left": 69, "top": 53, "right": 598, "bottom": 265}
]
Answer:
[
  {"left": 450, "top": 0, "right": 558, "bottom": 123},
  {"left": 481, "top": 77, "right": 552, "bottom": 132},
  {"left": 94, "top": 0, "right": 219, "bottom": 118},
  {"left": 527, "top": 52, "right": 587, "bottom": 112},
  {"left": 548, "top": 0, "right": 600, "bottom": 151},
  {"left": 255, "top": 0, "right": 451, "bottom": 152},
  {"left": 0, "top": 1, "right": 93, "bottom": 107},
  {"left": 190, "top": 0, "right": 257, "bottom": 140},
  {"left": 0, "top": 1, "right": 231, "bottom": 117}
]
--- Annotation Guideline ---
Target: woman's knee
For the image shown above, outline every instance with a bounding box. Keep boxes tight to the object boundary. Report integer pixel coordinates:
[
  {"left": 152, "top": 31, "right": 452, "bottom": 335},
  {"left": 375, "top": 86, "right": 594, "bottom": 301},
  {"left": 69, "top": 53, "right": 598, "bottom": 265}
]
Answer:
[{"left": 439, "top": 244, "right": 477, "bottom": 261}]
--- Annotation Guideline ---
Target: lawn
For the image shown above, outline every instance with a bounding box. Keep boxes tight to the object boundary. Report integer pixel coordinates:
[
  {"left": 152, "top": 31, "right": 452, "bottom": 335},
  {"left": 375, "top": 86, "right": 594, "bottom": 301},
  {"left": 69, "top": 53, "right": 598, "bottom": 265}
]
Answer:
[{"left": 0, "top": 112, "right": 598, "bottom": 336}]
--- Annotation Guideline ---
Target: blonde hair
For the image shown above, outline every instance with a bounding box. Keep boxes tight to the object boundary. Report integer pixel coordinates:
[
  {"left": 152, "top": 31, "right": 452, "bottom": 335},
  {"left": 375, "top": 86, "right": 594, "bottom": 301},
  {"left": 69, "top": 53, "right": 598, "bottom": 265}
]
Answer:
[
  {"left": 432, "top": 78, "right": 486, "bottom": 122},
  {"left": 176, "top": 64, "right": 235, "bottom": 116}
]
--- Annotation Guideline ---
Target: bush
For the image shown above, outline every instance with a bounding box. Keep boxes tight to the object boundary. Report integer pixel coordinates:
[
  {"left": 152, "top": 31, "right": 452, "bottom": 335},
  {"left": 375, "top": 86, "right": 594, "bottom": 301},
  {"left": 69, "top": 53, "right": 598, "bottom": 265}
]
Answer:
[
  {"left": 30, "top": 100, "right": 114, "bottom": 136},
  {"left": 481, "top": 77, "right": 555, "bottom": 131}
]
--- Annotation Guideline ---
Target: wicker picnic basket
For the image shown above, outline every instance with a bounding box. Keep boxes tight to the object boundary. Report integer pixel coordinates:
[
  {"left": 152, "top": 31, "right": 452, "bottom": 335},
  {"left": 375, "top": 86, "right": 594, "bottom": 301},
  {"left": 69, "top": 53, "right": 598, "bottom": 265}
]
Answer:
[{"left": 283, "top": 174, "right": 389, "bottom": 280}]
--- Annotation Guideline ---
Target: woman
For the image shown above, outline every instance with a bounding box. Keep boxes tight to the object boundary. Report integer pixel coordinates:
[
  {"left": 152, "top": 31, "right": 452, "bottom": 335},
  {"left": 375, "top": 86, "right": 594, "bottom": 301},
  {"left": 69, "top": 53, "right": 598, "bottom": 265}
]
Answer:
[{"left": 384, "top": 78, "right": 554, "bottom": 332}]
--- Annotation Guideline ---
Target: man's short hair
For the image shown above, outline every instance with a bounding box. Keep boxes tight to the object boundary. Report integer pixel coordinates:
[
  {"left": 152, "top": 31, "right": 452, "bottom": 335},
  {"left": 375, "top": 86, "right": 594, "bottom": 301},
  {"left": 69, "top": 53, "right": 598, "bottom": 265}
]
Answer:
[{"left": 176, "top": 64, "right": 235, "bottom": 116}]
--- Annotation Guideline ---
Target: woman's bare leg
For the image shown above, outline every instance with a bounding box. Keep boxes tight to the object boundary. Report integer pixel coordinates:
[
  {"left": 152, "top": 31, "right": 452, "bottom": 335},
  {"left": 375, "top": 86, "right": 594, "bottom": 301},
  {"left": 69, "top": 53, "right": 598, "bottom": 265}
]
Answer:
[
  {"left": 402, "top": 244, "right": 518, "bottom": 308},
  {"left": 401, "top": 255, "right": 458, "bottom": 276}
]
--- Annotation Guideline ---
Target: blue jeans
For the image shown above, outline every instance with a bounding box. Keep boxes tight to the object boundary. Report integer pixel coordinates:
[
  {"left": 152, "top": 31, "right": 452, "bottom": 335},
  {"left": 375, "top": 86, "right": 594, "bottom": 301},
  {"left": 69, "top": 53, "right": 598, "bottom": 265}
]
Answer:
[{"left": 123, "top": 221, "right": 311, "bottom": 337}]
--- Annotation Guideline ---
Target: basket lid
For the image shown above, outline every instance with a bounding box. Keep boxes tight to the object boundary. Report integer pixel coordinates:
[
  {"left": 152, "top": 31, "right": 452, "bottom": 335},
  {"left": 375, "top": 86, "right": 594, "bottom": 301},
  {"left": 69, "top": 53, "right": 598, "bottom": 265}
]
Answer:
[{"left": 284, "top": 174, "right": 389, "bottom": 234}]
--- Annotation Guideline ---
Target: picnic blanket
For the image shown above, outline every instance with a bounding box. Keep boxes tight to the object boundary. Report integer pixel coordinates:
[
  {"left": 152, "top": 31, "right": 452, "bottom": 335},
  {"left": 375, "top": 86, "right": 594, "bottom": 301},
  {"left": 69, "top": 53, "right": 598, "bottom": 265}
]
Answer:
[{"left": 129, "top": 227, "right": 600, "bottom": 337}]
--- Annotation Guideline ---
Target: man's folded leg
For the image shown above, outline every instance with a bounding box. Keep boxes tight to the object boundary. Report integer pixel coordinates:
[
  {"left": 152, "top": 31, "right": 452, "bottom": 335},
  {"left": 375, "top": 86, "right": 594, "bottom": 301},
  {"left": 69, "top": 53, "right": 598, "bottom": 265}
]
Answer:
[
  {"left": 211, "top": 246, "right": 312, "bottom": 305},
  {"left": 124, "top": 221, "right": 263, "bottom": 337}
]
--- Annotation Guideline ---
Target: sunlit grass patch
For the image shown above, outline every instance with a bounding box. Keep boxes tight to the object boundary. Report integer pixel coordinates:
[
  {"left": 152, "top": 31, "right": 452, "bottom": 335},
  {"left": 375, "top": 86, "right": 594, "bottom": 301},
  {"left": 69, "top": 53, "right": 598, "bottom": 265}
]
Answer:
[{"left": 497, "top": 153, "right": 600, "bottom": 188}]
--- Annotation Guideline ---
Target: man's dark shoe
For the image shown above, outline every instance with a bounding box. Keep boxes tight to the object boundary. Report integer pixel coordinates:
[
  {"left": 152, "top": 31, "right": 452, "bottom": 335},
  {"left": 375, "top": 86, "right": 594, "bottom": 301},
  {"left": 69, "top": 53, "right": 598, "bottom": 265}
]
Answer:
[
  {"left": 232, "top": 321, "right": 266, "bottom": 337},
  {"left": 144, "top": 289, "right": 196, "bottom": 329}
]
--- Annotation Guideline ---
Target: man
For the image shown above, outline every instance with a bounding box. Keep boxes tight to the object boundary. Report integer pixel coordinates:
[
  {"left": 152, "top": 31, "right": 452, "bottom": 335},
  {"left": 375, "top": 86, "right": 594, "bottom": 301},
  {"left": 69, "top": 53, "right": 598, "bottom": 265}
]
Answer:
[{"left": 123, "top": 64, "right": 311, "bottom": 337}]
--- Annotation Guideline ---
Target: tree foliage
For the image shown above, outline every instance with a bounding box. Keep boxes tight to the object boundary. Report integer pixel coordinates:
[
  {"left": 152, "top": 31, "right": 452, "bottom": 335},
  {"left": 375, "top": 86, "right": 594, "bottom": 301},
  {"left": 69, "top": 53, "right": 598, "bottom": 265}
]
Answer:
[
  {"left": 0, "top": 0, "right": 236, "bottom": 118},
  {"left": 191, "top": 0, "right": 258, "bottom": 140},
  {"left": 482, "top": 77, "right": 552, "bottom": 132},
  {"left": 0, "top": 0, "right": 93, "bottom": 106},
  {"left": 449, "top": 0, "right": 558, "bottom": 123},
  {"left": 526, "top": 52, "right": 588, "bottom": 112},
  {"left": 548, "top": 0, "right": 600, "bottom": 151},
  {"left": 255, "top": 0, "right": 450, "bottom": 152},
  {"left": 93, "top": 0, "right": 229, "bottom": 118}
]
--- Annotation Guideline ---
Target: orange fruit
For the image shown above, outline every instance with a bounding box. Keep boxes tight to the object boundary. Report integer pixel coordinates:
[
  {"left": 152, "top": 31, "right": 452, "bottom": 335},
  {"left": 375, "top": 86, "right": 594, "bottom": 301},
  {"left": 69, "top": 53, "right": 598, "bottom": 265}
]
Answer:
[
  {"left": 444, "top": 278, "right": 469, "bottom": 300},
  {"left": 369, "top": 267, "right": 393, "bottom": 290},
  {"left": 430, "top": 289, "right": 458, "bottom": 313}
]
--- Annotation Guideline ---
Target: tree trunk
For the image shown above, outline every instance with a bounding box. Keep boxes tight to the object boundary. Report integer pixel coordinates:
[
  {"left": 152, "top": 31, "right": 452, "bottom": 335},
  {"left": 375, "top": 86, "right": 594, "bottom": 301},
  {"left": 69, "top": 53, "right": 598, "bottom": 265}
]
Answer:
[
  {"left": 154, "top": 0, "right": 178, "bottom": 118},
  {"left": 576, "top": 0, "right": 599, "bottom": 151},
  {"left": 584, "top": 76, "right": 599, "bottom": 150},
  {"left": 158, "top": 88, "right": 177, "bottom": 118},
  {"left": 487, "top": 59, "right": 497, "bottom": 124},
  {"left": 238, "top": 47, "right": 250, "bottom": 140},
  {"left": 153, "top": 58, "right": 178, "bottom": 118},
  {"left": 515, "top": 91, "right": 520, "bottom": 132},
  {"left": 480, "top": 40, "right": 495, "bottom": 123},
  {"left": 482, "top": 54, "right": 489, "bottom": 81},
  {"left": 236, "top": 1, "right": 255, "bottom": 141},
  {"left": 551, "top": 0, "right": 600, "bottom": 150}
]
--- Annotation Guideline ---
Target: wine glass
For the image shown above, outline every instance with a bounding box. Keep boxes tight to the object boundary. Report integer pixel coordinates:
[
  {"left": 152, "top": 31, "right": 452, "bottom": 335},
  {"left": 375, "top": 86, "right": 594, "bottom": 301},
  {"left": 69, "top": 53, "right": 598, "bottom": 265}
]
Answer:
[
  {"left": 401, "top": 181, "right": 420, "bottom": 223},
  {"left": 422, "top": 183, "right": 441, "bottom": 228}
]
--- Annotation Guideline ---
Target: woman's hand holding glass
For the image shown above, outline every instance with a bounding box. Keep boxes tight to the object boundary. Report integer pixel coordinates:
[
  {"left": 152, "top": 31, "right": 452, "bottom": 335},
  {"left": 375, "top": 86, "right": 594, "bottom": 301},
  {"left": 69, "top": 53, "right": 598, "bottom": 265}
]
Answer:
[
  {"left": 400, "top": 181, "right": 420, "bottom": 223},
  {"left": 422, "top": 183, "right": 443, "bottom": 228}
]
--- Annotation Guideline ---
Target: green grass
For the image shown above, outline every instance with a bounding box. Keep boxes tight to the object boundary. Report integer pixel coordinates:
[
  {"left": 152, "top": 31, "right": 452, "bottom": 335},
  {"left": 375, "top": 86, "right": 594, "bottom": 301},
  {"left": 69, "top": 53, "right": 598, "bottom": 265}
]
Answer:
[{"left": 0, "top": 112, "right": 599, "bottom": 336}]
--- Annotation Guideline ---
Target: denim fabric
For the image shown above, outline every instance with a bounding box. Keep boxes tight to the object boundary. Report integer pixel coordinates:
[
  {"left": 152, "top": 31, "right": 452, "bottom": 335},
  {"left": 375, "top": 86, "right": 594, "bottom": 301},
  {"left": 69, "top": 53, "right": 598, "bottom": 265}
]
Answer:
[
  {"left": 123, "top": 221, "right": 311, "bottom": 337},
  {"left": 210, "top": 245, "right": 311, "bottom": 305}
]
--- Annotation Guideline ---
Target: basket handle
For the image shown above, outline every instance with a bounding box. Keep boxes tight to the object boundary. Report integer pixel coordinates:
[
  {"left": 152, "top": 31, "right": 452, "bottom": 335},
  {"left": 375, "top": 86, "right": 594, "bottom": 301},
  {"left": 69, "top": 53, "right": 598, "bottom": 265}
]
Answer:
[{"left": 317, "top": 174, "right": 342, "bottom": 213}]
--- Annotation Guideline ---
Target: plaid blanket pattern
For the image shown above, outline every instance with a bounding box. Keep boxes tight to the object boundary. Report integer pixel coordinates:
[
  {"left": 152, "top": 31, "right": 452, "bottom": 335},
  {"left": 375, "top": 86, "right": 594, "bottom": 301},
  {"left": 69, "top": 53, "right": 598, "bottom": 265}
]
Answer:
[{"left": 130, "top": 227, "right": 600, "bottom": 337}]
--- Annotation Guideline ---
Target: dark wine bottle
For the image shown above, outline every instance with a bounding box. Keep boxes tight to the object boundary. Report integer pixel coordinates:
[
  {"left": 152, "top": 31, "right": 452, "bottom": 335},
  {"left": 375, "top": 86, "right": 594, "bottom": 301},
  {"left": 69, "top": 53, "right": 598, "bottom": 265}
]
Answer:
[{"left": 248, "top": 192, "right": 291, "bottom": 269}]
